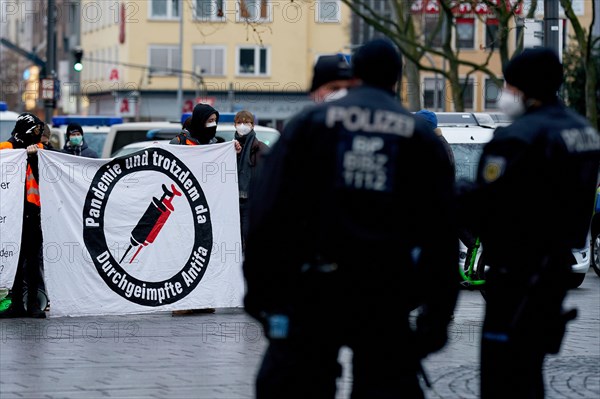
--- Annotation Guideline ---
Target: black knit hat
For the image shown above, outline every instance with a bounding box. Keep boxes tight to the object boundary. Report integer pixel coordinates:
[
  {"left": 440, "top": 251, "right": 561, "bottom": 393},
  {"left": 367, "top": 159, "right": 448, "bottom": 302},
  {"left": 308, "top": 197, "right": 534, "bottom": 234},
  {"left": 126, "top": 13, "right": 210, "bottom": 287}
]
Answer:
[
  {"left": 66, "top": 122, "right": 84, "bottom": 137},
  {"left": 190, "top": 103, "right": 219, "bottom": 134},
  {"left": 310, "top": 54, "right": 352, "bottom": 92},
  {"left": 352, "top": 38, "right": 403, "bottom": 88},
  {"left": 11, "top": 112, "right": 44, "bottom": 146},
  {"left": 503, "top": 48, "right": 563, "bottom": 102}
]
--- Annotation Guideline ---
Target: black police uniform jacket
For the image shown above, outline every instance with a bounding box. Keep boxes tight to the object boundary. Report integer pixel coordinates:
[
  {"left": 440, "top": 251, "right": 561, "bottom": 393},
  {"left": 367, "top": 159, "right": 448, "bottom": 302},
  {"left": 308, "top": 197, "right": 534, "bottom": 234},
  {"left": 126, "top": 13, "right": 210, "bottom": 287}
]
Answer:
[
  {"left": 461, "top": 101, "right": 600, "bottom": 272},
  {"left": 243, "top": 85, "right": 459, "bottom": 333},
  {"left": 460, "top": 101, "right": 600, "bottom": 354}
]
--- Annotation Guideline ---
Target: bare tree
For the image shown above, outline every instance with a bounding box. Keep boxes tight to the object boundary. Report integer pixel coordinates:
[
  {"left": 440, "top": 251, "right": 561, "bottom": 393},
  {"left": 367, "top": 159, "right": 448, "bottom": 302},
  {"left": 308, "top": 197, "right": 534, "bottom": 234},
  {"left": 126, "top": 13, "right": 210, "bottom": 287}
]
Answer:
[
  {"left": 342, "top": 0, "right": 545, "bottom": 111},
  {"left": 560, "top": 0, "right": 598, "bottom": 127}
]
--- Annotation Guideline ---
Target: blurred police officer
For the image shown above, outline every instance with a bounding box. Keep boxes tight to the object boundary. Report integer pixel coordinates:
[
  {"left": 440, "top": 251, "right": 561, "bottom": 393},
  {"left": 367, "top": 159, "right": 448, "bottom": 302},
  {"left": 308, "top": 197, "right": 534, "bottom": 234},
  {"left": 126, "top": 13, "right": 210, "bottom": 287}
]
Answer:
[
  {"left": 243, "top": 38, "right": 458, "bottom": 398},
  {"left": 458, "top": 48, "right": 600, "bottom": 398},
  {"left": 309, "top": 53, "right": 355, "bottom": 103}
]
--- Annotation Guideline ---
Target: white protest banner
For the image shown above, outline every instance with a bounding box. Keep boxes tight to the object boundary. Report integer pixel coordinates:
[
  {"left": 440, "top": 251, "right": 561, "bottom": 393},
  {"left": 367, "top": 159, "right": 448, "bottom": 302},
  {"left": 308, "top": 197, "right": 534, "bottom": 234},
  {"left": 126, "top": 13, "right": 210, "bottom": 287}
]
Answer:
[
  {"left": 0, "top": 149, "right": 26, "bottom": 290},
  {"left": 38, "top": 142, "right": 243, "bottom": 317}
]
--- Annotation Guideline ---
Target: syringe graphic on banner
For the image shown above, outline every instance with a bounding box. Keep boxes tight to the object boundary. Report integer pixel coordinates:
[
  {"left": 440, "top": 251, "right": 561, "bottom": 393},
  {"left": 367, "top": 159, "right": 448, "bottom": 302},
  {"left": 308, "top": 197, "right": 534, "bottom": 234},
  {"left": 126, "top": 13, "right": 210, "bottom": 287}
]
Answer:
[{"left": 119, "top": 184, "right": 182, "bottom": 264}]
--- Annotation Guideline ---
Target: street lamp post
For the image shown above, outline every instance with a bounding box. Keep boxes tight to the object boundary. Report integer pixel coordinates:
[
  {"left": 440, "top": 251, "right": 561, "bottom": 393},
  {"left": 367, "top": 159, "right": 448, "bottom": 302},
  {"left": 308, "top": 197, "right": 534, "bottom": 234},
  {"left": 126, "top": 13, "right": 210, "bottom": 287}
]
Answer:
[
  {"left": 176, "top": 0, "right": 184, "bottom": 118},
  {"left": 45, "top": 0, "right": 57, "bottom": 123},
  {"left": 543, "top": 0, "right": 560, "bottom": 54}
]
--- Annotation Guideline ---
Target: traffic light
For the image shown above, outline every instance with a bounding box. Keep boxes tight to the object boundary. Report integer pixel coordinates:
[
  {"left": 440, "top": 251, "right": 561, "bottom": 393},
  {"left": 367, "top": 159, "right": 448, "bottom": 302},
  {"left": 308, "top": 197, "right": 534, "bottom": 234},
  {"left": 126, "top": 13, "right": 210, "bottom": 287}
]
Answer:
[{"left": 73, "top": 48, "right": 84, "bottom": 72}]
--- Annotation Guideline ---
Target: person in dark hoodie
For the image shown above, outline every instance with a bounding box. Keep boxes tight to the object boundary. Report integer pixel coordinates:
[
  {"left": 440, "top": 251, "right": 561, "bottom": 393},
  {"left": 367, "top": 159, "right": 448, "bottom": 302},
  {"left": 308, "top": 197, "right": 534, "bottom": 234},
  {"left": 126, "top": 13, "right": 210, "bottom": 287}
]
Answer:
[
  {"left": 171, "top": 103, "right": 222, "bottom": 145},
  {"left": 0, "top": 112, "right": 47, "bottom": 318},
  {"left": 62, "top": 123, "right": 98, "bottom": 158},
  {"left": 170, "top": 103, "right": 221, "bottom": 316}
]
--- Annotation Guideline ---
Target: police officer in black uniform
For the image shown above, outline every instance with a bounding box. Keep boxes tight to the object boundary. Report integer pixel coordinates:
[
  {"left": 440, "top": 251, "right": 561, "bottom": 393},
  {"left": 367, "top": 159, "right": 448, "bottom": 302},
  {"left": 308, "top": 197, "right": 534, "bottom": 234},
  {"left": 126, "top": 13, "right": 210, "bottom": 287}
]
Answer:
[
  {"left": 243, "top": 38, "right": 459, "bottom": 399},
  {"left": 458, "top": 48, "right": 600, "bottom": 398}
]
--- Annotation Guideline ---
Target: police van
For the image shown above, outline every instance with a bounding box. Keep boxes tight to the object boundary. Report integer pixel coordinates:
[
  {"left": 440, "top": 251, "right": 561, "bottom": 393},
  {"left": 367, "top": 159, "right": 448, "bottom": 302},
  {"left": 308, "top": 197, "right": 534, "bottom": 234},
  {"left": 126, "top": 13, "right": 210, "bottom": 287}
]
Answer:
[
  {"left": 50, "top": 115, "right": 123, "bottom": 155},
  {"left": 0, "top": 102, "right": 19, "bottom": 142},
  {"left": 101, "top": 113, "right": 281, "bottom": 158}
]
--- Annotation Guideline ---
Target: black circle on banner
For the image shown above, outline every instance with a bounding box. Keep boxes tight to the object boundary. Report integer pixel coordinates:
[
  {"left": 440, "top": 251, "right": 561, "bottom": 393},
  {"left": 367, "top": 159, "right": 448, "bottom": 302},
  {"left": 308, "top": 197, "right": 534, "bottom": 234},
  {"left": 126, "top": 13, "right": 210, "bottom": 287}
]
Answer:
[{"left": 82, "top": 147, "right": 212, "bottom": 306}]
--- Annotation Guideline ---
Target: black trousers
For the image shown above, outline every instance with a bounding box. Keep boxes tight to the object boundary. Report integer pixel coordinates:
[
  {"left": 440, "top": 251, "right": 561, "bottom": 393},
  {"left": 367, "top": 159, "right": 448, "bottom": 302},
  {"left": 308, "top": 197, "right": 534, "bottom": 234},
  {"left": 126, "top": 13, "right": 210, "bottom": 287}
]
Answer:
[
  {"left": 256, "top": 334, "right": 425, "bottom": 399},
  {"left": 11, "top": 208, "right": 43, "bottom": 312},
  {"left": 480, "top": 254, "right": 571, "bottom": 399}
]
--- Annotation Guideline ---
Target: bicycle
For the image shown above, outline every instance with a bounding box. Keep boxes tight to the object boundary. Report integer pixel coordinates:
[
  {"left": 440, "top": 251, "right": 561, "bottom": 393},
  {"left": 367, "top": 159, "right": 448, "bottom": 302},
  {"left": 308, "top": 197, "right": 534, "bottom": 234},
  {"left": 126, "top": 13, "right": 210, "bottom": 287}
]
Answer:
[{"left": 459, "top": 237, "right": 487, "bottom": 298}]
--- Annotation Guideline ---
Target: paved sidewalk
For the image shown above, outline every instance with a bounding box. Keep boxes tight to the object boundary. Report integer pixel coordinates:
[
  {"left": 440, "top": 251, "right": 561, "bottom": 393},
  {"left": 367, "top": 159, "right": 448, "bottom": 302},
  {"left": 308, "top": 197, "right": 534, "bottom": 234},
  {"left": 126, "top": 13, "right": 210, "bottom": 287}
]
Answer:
[{"left": 0, "top": 270, "right": 598, "bottom": 398}]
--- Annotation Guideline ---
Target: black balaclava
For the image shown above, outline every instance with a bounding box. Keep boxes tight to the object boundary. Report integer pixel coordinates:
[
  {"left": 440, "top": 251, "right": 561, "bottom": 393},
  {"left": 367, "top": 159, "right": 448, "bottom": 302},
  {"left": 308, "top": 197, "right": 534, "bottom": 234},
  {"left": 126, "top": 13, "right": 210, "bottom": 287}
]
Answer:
[
  {"left": 11, "top": 112, "right": 44, "bottom": 148},
  {"left": 189, "top": 104, "right": 220, "bottom": 144}
]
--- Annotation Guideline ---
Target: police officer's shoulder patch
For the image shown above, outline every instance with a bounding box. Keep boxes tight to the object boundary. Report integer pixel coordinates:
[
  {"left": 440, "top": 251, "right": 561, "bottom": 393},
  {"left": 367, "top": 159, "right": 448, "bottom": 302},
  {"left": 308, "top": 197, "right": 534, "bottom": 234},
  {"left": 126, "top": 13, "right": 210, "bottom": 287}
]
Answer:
[{"left": 481, "top": 155, "right": 506, "bottom": 183}]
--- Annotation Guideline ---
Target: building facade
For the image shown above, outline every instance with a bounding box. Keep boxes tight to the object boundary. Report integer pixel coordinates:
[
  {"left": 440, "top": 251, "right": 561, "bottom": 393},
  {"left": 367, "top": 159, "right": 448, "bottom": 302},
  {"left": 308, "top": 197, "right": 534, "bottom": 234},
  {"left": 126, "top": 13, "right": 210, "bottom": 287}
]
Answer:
[
  {"left": 350, "top": 0, "right": 594, "bottom": 113},
  {"left": 78, "top": 0, "right": 352, "bottom": 128}
]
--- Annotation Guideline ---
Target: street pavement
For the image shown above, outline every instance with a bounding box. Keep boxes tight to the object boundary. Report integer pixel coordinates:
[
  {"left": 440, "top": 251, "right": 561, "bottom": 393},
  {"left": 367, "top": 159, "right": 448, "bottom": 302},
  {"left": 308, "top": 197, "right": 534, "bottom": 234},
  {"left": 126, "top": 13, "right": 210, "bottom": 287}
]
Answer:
[{"left": 0, "top": 270, "right": 598, "bottom": 399}]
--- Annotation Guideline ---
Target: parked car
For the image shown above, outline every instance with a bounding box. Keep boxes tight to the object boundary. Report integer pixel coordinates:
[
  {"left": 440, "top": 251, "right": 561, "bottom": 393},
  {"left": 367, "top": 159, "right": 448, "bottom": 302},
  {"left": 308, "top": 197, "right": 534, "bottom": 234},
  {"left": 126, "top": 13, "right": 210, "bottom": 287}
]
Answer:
[
  {"left": 473, "top": 112, "right": 513, "bottom": 128},
  {"left": 434, "top": 111, "right": 511, "bottom": 129},
  {"left": 102, "top": 121, "right": 281, "bottom": 158},
  {"left": 111, "top": 140, "right": 170, "bottom": 157},
  {"left": 589, "top": 184, "right": 600, "bottom": 277},
  {"left": 101, "top": 122, "right": 181, "bottom": 158},
  {"left": 0, "top": 101, "right": 19, "bottom": 142},
  {"left": 444, "top": 126, "right": 591, "bottom": 289}
]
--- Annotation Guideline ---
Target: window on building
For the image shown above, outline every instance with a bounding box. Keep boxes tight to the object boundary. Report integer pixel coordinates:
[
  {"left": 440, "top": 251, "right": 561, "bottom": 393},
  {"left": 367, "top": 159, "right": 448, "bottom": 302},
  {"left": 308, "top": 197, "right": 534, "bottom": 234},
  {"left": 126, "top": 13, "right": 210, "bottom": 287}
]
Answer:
[
  {"left": 193, "top": 46, "right": 226, "bottom": 76},
  {"left": 423, "top": 15, "right": 443, "bottom": 48},
  {"left": 195, "top": 0, "right": 225, "bottom": 21},
  {"left": 460, "top": 78, "right": 475, "bottom": 110},
  {"left": 351, "top": 1, "right": 394, "bottom": 45},
  {"left": 149, "top": 46, "right": 181, "bottom": 75},
  {"left": 423, "top": 77, "right": 444, "bottom": 110},
  {"left": 316, "top": 0, "right": 341, "bottom": 23},
  {"left": 238, "top": 0, "right": 270, "bottom": 21},
  {"left": 237, "top": 46, "right": 269, "bottom": 76},
  {"left": 151, "top": 0, "right": 180, "bottom": 19},
  {"left": 485, "top": 18, "right": 499, "bottom": 50},
  {"left": 456, "top": 18, "right": 475, "bottom": 49},
  {"left": 484, "top": 78, "right": 503, "bottom": 109}
]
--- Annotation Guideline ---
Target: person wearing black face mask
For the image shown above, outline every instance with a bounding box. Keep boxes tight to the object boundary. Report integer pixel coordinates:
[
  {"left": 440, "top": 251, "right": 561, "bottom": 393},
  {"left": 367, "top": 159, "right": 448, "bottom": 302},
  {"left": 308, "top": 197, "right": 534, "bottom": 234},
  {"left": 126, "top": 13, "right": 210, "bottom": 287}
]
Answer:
[
  {"left": 169, "top": 103, "right": 221, "bottom": 316},
  {"left": 170, "top": 103, "right": 222, "bottom": 145}
]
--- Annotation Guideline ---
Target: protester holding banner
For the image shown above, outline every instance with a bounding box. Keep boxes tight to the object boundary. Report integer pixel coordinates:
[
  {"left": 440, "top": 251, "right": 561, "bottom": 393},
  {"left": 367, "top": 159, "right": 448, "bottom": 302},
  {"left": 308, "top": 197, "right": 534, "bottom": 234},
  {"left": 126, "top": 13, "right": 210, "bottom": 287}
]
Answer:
[
  {"left": 0, "top": 112, "right": 47, "bottom": 319},
  {"left": 61, "top": 123, "right": 98, "bottom": 158},
  {"left": 170, "top": 102, "right": 222, "bottom": 315},
  {"left": 232, "top": 110, "right": 269, "bottom": 250},
  {"left": 243, "top": 39, "right": 458, "bottom": 398},
  {"left": 171, "top": 103, "right": 221, "bottom": 145}
]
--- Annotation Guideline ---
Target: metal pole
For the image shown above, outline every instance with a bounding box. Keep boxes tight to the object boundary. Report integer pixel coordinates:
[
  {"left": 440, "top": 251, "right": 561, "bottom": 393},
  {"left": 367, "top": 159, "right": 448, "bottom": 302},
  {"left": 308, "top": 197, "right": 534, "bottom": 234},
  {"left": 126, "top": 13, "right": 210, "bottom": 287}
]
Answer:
[
  {"left": 45, "top": 0, "right": 57, "bottom": 123},
  {"left": 543, "top": 0, "right": 560, "bottom": 54},
  {"left": 73, "top": 0, "right": 82, "bottom": 114},
  {"left": 176, "top": 0, "right": 184, "bottom": 118}
]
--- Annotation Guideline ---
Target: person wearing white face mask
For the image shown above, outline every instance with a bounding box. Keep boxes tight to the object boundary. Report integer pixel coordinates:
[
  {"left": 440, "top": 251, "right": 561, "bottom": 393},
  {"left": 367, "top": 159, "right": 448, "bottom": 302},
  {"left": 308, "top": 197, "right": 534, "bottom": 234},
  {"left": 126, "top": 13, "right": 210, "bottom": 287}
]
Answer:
[
  {"left": 457, "top": 48, "right": 600, "bottom": 399},
  {"left": 233, "top": 110, "right": 269, "bottom": 251},
  {"left": 309, "top": 54, "right": 356, "bottom": 104}
]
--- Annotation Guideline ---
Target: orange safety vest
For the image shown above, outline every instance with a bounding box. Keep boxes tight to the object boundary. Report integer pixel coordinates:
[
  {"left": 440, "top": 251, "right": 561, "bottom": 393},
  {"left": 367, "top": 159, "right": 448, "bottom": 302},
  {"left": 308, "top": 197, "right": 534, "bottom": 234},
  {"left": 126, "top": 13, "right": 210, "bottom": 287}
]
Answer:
[{"left": 0, "top": 141, "right": 43, "bottom": 207}]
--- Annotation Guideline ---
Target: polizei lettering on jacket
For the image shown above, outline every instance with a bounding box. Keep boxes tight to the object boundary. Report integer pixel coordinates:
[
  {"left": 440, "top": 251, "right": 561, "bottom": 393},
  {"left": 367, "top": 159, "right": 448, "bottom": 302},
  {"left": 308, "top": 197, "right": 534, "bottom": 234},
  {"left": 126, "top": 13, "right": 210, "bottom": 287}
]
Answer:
[
  {"left": 560, "top": 127, "right": 600, "bottom": 153},
  {"left": 325, "top": 106, "right": 415, "bottom": 137},
  {"left": 328, "top": 106, "right": 411, "bottom": 192}
]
